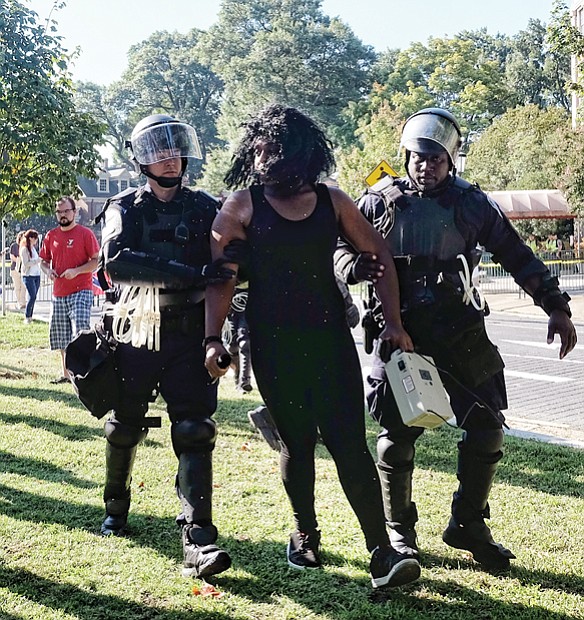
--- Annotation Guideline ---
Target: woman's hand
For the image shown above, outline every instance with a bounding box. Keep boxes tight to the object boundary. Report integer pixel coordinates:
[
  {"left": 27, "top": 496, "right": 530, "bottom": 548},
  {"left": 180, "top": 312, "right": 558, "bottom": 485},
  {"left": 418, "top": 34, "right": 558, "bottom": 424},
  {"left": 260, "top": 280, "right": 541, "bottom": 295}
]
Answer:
[{"left": 204, "top": 342, "right": 231, "bottom": 379}]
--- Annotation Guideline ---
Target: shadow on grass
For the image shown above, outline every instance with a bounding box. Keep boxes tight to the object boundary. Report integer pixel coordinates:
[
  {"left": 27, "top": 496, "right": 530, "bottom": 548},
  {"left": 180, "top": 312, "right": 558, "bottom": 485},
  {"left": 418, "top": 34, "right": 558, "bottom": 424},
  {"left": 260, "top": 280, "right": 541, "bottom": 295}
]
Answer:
[
  {"left": 0, "top": 411, "right": 102, "bottom": 442},
  {"left": 0, "top": 361, "right": 30, "bottom": 377},
  {"left": 0, "top": 564, "right": 232, "bottom": 620},
  {"left": 0, "top": 451, "right": 96, "bottom": 488},
  {"left": 1, "top": 384, "right": 83, "bottom": 407},
  {"left": 0, "top": 480, "right": 582, "bottom": 617},
  {"left": 216, "top": 397, "right": 584, "bottom": 499},
  {"left": 210, "top": 539, "right": 584, "bottom": 618}
]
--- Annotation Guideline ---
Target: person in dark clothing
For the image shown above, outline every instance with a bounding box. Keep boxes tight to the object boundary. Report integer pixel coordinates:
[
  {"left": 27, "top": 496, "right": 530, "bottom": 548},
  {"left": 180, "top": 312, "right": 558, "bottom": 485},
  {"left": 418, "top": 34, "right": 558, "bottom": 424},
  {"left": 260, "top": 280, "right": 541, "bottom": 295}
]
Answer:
[
  {"left": 204, "top": 103, "right": 420, "bottom": 590},
  {"left": 335, "top": 107, "right": 577, "bottom": 572},
  {"left": 97, "top": 114, "right": 235, "bottom": 580}
]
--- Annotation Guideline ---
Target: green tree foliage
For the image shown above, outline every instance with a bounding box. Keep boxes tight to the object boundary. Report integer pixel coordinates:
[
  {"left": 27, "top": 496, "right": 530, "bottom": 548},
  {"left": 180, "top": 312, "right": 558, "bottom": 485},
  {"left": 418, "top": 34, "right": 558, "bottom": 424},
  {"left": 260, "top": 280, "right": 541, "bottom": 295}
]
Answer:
[
  {"left": 465, "top": 105, "right": 570, "bottom": 191},
  {"left": 375, "top": 33, "right": 515, "bottom": 138},
  {"left": 336, "top": 100, "right": 404, "bottom": 199},
  {"left": 466, "top": 104, "right": 584, "bottom": 218},
  {"left": 198, "top": 0, "right": 376, "bottom": 191},
  {"left": 336, "top": 17, "right": 573, "bottom": 197},
  {"left": 74, "top": 81, "right": 137, "bottom": 169},
  {"left": 0, "top": 0, "right": 104, "bottom": 219},
  {"left": 200, "top": 0, "right": 375, "bottom": 138},
  {"left": 506, "top": 19, "right": 571, "bottom": 111},
  {"left": 548, "top": 0, "right": 584, "bottom": 113},
  {"left": 74, "top": 29, "right": 223, "bottom": 178}
]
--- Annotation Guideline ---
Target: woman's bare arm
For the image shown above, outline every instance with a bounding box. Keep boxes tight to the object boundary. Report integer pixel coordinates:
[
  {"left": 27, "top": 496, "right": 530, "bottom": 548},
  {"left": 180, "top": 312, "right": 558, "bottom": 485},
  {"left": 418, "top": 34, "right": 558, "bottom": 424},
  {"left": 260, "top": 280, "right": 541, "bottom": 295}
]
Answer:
[
  {"left": 330, "top": 187, "right": 413, "bottom": 352},
  {"left": 205, "top": 190, "right": 252, "bottom": 376}
]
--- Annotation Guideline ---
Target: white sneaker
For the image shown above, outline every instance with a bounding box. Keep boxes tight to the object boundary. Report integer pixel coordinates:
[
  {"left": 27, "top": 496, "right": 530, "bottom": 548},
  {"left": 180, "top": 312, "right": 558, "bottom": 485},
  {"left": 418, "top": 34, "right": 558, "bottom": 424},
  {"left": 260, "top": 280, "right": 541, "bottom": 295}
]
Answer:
[{"left": 24, "top": 317, "right": 32, "bottom": 324}]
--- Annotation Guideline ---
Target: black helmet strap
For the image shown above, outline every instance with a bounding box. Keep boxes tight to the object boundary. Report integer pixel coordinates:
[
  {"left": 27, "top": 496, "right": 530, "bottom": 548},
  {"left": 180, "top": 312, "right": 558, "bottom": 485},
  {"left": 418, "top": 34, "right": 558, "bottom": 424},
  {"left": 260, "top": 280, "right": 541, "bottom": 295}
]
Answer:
[{"left": 140, "top": 158, "right": 188, "bottom": 189}]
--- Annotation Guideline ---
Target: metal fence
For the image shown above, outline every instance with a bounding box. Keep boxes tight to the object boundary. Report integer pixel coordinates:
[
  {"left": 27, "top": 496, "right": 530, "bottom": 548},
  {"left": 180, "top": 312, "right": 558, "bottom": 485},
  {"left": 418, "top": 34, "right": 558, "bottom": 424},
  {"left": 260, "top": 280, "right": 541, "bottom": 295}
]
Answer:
[
  {"left": 478, "top": 251, "right": 584, "bottom": 294},
  {"left": 1, "top": 268, "right": 104, "bottom": 306}
]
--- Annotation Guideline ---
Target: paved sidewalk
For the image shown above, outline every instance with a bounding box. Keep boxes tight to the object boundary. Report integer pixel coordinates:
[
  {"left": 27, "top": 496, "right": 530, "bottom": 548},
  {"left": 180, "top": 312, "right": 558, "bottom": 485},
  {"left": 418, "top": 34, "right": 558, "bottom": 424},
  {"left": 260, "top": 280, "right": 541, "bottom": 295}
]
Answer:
[{"left": 485, "top": 290, "right": 584, "bottom": 323}]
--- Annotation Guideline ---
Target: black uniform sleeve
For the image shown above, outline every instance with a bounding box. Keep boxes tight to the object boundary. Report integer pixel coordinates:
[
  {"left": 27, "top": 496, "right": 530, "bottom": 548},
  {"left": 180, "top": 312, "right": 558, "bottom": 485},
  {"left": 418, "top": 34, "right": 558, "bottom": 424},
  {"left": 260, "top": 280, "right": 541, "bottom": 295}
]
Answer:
[
  {"left": 100, "top": 200, "right": 208, "bottom": 289},
  {"left": 334, "top": 193, "right": 383, "bottom": 284}
]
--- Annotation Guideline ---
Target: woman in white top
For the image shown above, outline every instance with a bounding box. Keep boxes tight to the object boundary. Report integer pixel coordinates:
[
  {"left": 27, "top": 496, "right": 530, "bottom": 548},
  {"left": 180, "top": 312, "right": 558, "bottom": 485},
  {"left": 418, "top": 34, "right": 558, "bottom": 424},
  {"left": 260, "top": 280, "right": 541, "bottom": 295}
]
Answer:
[{"left": 20, "top": 229, "right": 42, "bottom": 323}]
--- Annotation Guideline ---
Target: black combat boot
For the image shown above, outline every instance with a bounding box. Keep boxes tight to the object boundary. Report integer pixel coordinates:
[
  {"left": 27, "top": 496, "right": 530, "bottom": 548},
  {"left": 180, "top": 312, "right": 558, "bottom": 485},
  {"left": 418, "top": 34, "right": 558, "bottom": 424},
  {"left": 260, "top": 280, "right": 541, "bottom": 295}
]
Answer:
[
  {"left": 180, "top": 523, "right": 232, "bottom": 578},
  {"left": 101, "top": 443, "right": 138, "bottom": 536},
  {"left": 175, "top": 451, "right": 231, "bottom": 577},
  {"left": 442, "top": 444, "right": 515, "bottom": 571},
  {"left": 378, "top": 463, "right": 420, "bottom": 560}
]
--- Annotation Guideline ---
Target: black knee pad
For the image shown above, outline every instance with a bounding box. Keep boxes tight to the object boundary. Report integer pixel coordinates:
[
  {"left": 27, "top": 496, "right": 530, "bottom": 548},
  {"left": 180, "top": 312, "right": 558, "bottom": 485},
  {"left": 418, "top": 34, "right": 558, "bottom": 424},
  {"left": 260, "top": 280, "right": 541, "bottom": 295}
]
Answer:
[
  {"left": 460, "top": 428, "right": 504, "bottom": 462},
  {"left": 104, "top": 417, "right": 148, "bottom": 449},
  {"left": 377, "top": 433, "right": 418, "bottom": 473},
  {"left": 172, "top": 418, "right": 217, "bottom": 456}
]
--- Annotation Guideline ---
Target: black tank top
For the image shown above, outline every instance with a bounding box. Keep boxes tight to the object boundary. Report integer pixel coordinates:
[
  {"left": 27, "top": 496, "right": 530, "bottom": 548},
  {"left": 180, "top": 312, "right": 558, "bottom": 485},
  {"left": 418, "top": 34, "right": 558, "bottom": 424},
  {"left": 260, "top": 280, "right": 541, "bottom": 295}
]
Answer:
[{"left": 246, "top": 183, "right": 345, "bottom": 329}]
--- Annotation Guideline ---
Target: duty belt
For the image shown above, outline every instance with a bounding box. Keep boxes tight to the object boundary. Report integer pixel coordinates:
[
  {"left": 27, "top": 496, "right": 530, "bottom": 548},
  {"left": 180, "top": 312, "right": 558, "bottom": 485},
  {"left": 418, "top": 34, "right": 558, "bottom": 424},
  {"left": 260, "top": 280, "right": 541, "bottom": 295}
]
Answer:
[
  {"left": 158, "top": 289, "right": 205, "bottom": 308},
  {"left": 393, "top": 255, "right": 463, "bottom": 274}
]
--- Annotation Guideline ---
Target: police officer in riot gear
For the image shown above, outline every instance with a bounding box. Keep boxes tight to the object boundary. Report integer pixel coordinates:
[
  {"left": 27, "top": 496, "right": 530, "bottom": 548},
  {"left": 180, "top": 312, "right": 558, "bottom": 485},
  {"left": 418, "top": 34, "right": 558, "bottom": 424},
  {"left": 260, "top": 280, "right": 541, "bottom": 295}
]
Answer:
[
  {"left": 98, "top": 114, "right": 235, "bottom": 579},
  {"left": 335, "top": 107, "right": 577, "bottom": 573}
]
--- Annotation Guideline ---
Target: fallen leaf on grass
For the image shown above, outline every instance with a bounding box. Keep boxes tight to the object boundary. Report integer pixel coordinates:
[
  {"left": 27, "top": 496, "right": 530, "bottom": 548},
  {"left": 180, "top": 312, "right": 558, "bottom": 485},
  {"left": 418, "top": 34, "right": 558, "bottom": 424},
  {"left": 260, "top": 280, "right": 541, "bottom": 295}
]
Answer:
[
  {"left": 192, "top": 583, "right": 224, "bottom": 598},
  {"left": 240, "top": 441, "right": 252, "bottom": 451}
]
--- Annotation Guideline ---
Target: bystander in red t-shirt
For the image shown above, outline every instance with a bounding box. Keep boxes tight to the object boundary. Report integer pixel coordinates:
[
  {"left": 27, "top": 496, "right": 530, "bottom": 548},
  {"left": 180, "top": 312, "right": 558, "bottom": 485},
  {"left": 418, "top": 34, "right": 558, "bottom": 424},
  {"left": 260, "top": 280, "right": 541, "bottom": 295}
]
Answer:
[{"left": 39, "top": 225, "right": 100, "bottom": 297}]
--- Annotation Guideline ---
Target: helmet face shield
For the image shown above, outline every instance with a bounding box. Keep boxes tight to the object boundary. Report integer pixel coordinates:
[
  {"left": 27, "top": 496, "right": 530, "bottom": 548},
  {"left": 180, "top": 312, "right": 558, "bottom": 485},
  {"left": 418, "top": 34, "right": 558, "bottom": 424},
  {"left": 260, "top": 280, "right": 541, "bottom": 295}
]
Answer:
[
  {"left": 400, "top": 111, "right": 461, "bottom": 165},
  {"left": 131, "top": 122, "right": 202, "bottom": 165}
]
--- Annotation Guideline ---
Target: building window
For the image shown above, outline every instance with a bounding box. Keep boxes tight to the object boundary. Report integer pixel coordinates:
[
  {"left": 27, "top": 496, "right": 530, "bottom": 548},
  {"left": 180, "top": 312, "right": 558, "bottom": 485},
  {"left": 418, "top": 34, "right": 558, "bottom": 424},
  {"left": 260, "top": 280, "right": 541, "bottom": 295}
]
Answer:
[
  {"left": 98, "top": 178, "right": 108, "bottom": 192},
  {"left": 120, "top": 179, "right": 128, "bottom": 191}
]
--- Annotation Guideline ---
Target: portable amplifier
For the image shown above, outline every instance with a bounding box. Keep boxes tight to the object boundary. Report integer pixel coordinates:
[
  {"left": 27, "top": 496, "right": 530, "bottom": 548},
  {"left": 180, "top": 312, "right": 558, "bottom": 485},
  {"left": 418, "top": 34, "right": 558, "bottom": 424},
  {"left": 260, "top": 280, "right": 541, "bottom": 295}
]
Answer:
[{"left": 385, "top": 349, "right": 454, "bottom": 429}]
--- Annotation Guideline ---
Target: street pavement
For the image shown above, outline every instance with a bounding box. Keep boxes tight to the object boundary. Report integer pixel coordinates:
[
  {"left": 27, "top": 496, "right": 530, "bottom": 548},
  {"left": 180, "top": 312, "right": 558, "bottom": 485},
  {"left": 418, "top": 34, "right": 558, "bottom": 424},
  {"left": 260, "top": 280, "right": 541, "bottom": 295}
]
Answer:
[{"left": 4, "top": 291, "right": 584, "bottom": 450}]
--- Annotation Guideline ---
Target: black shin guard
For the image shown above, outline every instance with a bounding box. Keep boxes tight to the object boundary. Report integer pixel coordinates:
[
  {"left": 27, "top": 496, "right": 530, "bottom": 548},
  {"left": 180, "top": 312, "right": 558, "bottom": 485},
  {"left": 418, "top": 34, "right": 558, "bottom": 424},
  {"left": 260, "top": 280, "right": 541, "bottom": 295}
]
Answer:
[
  {"left": 102, "top": 443, "right": 139, "bottom": 535},
  {"left": 443, "top": 437, "right": 515, "bottom": 570},
  {"left": 176, "top": 451, "right": 213, "bottom": 524},
  {"left": 378, "top": 463, "right": 419, "bottom": 558}
]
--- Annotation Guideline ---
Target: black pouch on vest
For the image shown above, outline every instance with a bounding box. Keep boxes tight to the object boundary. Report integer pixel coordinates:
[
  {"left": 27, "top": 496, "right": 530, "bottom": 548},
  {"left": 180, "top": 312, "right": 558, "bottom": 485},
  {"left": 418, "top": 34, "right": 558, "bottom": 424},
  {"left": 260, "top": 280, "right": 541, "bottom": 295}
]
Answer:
[{"left": 65, "top": 323, "right": 121, "bottom": 419}]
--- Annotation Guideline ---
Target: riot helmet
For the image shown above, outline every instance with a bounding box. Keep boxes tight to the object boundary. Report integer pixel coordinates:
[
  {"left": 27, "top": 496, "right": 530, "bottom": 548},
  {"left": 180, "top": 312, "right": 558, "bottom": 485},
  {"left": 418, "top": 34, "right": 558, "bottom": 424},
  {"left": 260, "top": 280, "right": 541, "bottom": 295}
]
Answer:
[
  {"left": 400, "top": 108, "right": 462, "bottom": 167},
  {"left": 126, "top": 114, "right": 202, "bottom": 188}
]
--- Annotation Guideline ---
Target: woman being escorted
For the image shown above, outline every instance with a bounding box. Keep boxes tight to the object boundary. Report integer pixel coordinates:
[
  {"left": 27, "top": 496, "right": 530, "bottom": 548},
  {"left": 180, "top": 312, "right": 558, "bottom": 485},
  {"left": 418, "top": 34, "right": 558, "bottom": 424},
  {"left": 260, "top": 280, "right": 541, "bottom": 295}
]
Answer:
[
  {"left": 204, "top": 104, "right": 420, "bottom": 589},
  {"left": 20, "top": 229, "right": 41, "bottom": 324}
]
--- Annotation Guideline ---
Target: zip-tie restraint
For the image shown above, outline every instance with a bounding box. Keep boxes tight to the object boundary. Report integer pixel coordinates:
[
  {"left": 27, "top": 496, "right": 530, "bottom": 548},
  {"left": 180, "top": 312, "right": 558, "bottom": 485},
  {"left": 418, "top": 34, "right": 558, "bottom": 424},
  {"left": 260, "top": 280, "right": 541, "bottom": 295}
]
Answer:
[
  {"left": 104, "top": 285, "right": 161, "bottom": 351},
  {"left": 457, "top": 253, "right": 485, "bottom": 311},
  {"left": 222, "top": 291, "right": 248, "bottom": 347}
]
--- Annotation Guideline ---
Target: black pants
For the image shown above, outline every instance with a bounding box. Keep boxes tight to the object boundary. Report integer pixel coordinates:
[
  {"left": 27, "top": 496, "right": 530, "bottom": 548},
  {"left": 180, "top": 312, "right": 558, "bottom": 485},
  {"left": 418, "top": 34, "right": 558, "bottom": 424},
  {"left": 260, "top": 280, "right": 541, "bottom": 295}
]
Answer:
[
  {"left": 250, "top": 323, "right": 389, "bottom": 552},
  {"left": 115, "top": 318, "right": 217, "bottom": 423}
]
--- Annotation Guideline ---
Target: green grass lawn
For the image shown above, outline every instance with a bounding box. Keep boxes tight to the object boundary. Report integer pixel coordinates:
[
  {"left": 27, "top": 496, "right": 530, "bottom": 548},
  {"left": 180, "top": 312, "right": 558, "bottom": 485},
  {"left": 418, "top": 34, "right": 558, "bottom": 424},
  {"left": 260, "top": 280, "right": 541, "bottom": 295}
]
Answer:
[{"left": 0, "top": 312, "right": 582, "bottom": 619}]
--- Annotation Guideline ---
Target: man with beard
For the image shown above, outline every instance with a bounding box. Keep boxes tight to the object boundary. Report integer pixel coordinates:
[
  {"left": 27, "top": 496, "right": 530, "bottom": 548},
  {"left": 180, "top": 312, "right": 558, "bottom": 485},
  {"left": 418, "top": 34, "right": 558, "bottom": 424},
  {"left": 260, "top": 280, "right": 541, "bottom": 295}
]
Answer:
[
  {"left": 204, "top": 104, "right": 421, "bottom": 589},
  {"left": 40, "top": 196, "right": 100, "bottom": 383},
  {"left": 334, "top": 107, "right": 577, "bottom": 573}
]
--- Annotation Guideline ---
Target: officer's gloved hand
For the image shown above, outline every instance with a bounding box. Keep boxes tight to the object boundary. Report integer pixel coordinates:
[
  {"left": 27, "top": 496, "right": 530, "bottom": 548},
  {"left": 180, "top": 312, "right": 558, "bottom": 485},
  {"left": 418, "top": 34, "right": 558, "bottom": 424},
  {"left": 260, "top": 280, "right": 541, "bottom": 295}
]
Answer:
[
  {"left": 222, "top": 238, "right": 250, "bottom": 266},
  {"left": 352, "top": 252, "right": 385, "bottom": 283},
  {"left": 201, "top": 259, "right": 236, "bottom": 284}
]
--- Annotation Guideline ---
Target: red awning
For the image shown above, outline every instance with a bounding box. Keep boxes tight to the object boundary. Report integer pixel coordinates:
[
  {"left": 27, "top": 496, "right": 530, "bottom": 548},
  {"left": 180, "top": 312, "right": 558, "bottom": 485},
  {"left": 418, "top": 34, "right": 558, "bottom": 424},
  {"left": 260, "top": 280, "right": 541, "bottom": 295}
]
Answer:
[{"left": 487, "top": 190, "right": 573, "bottom": 220}]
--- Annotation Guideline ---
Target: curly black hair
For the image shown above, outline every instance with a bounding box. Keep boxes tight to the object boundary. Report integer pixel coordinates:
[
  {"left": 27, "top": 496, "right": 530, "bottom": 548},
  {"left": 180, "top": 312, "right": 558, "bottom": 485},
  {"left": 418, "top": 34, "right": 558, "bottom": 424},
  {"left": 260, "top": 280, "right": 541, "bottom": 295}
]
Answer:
[{"left": 224, "top": 104, "right": 335, "bottom": 190}]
